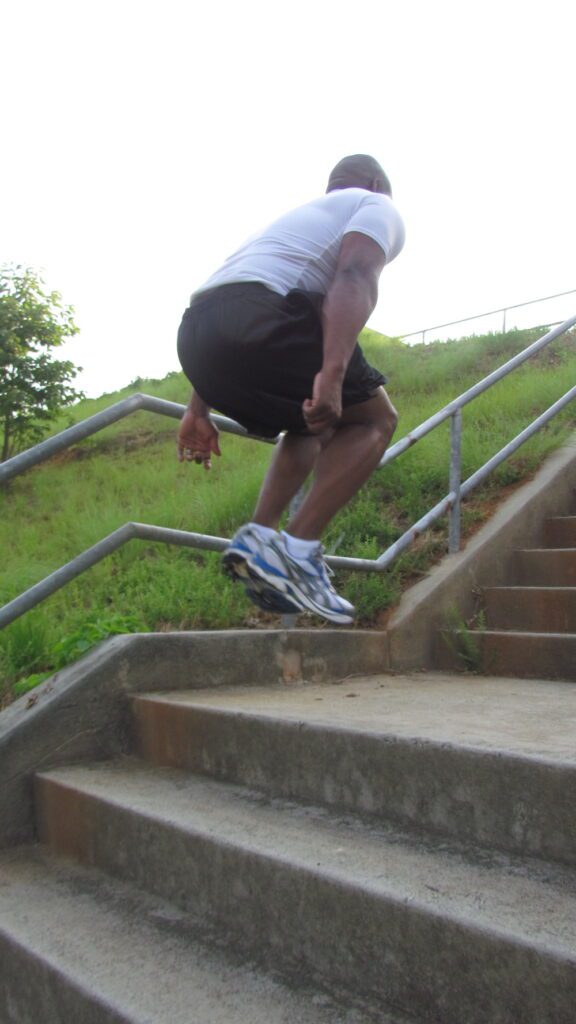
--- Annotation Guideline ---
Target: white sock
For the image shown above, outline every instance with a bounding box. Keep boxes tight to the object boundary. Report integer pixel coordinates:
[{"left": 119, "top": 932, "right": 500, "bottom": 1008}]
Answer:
[
  {"left": 282, "top": 531, "right": 319, "bottom": 559},
  {"left": 248, "top": 522, "right": 278, "bottom": 540}
]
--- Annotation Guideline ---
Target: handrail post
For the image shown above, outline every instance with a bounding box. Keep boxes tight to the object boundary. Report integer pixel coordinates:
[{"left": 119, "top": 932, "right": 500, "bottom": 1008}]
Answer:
[{"left": 449, "top": 410, "right": 462, "bottom": 553}]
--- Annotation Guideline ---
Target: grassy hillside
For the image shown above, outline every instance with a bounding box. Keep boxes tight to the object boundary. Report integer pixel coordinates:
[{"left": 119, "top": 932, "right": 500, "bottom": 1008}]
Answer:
[{"left": 1, "top": 325, "right": 575, "bottom": 702}]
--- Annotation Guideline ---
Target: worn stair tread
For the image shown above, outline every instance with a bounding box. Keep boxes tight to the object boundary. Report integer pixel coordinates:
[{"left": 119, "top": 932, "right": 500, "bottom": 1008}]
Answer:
[
  {"left": 466, "top": 629, "right": 576, "bottom": 637},
  {"left": 0, "top": 845, "right": 384, "bottom": 1024},
  {"left": 460, "top": 629, "right": 576, "bottom": 673},
  {"left": 36, "top": 759, "right": 576, "bottom": 958},
  {"left": 134, "top": 674, "right": 576, "bottom": 764},
  {"left": 486, "top": 585, "right": 576, "bottom": 592},
  {"left": 516, "top": 548, "right": 573, "bottom": 557},
  {"left": 131, "top": 677, "right": 576, "bottom": 867},
  {"left": 459, "top": 626, "right": 573, "bottom": 634}
]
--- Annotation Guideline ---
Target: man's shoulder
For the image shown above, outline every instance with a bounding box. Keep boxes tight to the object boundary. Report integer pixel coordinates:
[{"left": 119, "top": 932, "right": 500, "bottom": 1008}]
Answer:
[
  {"left": 320, "top": 188, "right": 395, "bottom": 215},
  {"left": 321, "top": 187, "right": 370, "bottom": 205},
  {"left": 342, "top": 190, "right": 405, "bottom": 262},
  {"left": 277, "top": 188, "right": 386, "bottom": 223}
]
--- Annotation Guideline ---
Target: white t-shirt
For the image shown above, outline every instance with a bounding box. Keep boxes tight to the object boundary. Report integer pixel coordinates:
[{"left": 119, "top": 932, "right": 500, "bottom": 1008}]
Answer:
[{"left": 193, "top": 188, "right": 405, "bottom": 299}]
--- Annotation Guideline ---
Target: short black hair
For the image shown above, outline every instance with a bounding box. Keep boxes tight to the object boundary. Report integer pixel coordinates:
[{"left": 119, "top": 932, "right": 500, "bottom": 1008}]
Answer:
[{"left": 327, "top": 154, "right": 392, "bottom": 196}]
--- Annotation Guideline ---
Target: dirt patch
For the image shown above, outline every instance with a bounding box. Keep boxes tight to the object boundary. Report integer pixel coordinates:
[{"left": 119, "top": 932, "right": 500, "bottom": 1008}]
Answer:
[{"left": 47, "top": 430, "right": 175, "bottom": 466}]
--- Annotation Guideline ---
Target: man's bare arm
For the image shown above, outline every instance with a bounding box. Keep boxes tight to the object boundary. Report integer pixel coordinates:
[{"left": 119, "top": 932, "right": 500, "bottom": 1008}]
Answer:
[
  {"left": 303, "top": 232, "right": 387, "bottom": 433},
  {"left": 177, "top": 391, "right": 221, "bottom": 469}
]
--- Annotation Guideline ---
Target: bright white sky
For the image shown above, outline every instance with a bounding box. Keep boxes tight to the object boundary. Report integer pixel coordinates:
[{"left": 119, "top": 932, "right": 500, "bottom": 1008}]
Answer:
[{"left": 2, "top": 0, "right": 575, "bottom": 398}]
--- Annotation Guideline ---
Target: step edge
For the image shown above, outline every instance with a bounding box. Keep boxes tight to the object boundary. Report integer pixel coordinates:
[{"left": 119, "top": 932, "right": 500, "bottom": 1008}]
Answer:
[
  {"left": 0, "top": 922, "right": 137, "bottom": 1024},
  {"left": 131, "top": 697, "right": 576, "bottom": 770},
  {"left": 450, "top": 629, "right": 576, "bottom": 640},
  {"left": 516, "top": 548, "right": 576, "bottom": 554},
  {"left": 485, "top": 586, "right": 576, "bottom": 593},
  {"left": 33, "top": 772, "right": 576, "bottom": 965}
]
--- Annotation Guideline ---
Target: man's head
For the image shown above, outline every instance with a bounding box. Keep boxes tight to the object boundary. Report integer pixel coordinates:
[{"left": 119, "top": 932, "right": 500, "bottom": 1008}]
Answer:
[{"left": 327, "top": 154, "right": 392, "bottom": 196}]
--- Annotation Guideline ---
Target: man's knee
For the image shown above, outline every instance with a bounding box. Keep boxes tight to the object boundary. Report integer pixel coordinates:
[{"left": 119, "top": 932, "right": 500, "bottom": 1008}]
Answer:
[
  {"left": 339, "top": 388, "right": 397, "bottom": 452},
  {"left": 364, "top": 396, "right": 397, "bottom": 460},
  {"left": 366, "top": 391, "right": 398, "bottom": 448},
  {"left": 382, "top": 401, "right": 398, "bottom": 440}
]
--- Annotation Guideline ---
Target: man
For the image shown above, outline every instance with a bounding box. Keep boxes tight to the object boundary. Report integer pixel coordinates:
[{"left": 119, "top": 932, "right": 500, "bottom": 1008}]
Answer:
[{"left": 176, "top": 154, "right": 405, "bottom": 624}]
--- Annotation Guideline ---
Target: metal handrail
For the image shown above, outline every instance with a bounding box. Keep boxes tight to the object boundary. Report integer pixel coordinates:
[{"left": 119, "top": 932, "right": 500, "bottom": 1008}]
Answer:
[
  {"left": 379, "top": 313, "right": 576, "bottom": 468},
  {"left": 399, "top": 288, "right": 576, "bottom": 344},
  {"left": 1, "top": 313, "right": 575, "bottom": 630},
  {"left": 0, "top": 396, "right": 277, "bottom": 486},
  {"left": 0, "top": 524, "right": 228, "bottom": 630}
]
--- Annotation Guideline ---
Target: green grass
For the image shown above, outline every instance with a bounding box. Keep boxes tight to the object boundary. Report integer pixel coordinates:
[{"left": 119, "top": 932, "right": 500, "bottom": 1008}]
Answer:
[{"left": 1, "top": 325, "right": 575, "bottom": 702}]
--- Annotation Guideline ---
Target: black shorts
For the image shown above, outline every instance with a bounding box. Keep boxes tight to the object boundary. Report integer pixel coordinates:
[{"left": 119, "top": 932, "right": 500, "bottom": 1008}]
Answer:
[{"left": 176, "top": 282, "right": 387, "bottom": 438}]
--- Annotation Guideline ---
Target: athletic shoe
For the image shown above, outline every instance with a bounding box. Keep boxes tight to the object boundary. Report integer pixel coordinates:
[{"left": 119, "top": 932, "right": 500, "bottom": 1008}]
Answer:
[
  {"left": 248, "top": 533, "right": 355, "bottom": 626},
  {"left": 222, "top": 524, "right": 301, "bottom": 614}
]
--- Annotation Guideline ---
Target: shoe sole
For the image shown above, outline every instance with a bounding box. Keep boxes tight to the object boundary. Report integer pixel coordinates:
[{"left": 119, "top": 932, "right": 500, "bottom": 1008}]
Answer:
[
  {"left": 245, "top": 587, "right": 301, "bottom": 615},
  {"left": 222, "top": 551, "right": 301, "bottom": 615}
]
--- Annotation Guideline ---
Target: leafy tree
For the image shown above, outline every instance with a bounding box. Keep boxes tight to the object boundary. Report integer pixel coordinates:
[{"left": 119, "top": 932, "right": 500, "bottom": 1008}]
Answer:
[{"left": 0, "top": 264, "right": 82, "bottom": 462}]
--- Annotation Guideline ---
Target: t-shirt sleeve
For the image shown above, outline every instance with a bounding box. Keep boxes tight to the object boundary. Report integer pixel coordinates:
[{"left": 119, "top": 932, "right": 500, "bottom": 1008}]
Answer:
[{"left": 343, "top": 194, "right": 406, "bottom": 264}]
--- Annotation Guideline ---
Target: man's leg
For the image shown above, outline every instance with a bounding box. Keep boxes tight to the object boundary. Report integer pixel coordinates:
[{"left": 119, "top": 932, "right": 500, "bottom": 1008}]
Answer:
[
  {"left": 223, "top": 388, "right": 397, "bottom": 623},
  {"left": 285, "top": 387, "right": 397, "bottom": 538},
  {"left": 251, "top": 431, "right": 330, "bottom": 529},
  {"left": 251, "top": 388, "right": 396, "bottom": 535},
  {"left": 221, "top": 432, "right": 329, "bottom": 615}
]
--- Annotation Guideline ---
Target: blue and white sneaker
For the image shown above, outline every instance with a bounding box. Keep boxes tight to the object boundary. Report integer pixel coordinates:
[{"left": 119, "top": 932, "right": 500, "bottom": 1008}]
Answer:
[
  {"left": 225, "top": 528, "right": 352, "bottom": 622},
  {"left": 282, "top": 536, "right": 355, "bottom": 625},
  {"left": 223, "top": 523, "right": 355, "bottom": 624},
  {"left": 222, "top": 524, "right": 301, "bottom": 614}
]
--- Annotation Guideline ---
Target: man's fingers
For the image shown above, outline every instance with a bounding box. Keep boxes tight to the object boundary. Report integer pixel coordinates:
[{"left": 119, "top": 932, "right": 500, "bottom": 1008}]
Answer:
[
  {"left": 190, "top": 451, "right": 211, "bottom": 469},
  {"left": 177, "top": 445, "right": 208, "bottom": 464},
  {"left": 303, "top": 411, "right": 332, "bottom": 434},
  {"left": 177, "top": 432, "right": 219, "bottom": 468},
  {"left": 303, "top": 402, "right": 339, "bottom": 431}
]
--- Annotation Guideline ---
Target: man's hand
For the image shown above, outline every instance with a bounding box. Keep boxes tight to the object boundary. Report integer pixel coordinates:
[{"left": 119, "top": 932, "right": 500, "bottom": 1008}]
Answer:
[
  {"left": 302, "top": 370, "right": 343, "bottom": 433},
  {"left": 177, "top": 408, "right": 221, "bottom": 470}
]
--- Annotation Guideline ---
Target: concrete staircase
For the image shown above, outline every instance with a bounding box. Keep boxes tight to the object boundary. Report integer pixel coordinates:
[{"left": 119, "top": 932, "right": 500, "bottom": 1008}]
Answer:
[
  {"left": 2, "top": 452, "right": 576, "bottom": 1022},
  {"left": 2, "top": 672, "right": 576, "bottom": 1023},
  {"left": 438, "top": 513, "right": 576, "bottom": 679}
]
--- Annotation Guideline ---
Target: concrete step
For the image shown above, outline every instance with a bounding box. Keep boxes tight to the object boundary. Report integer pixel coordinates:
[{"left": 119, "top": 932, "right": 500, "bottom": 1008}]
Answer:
[
  {"left": 485, "top": 586, "right": 576, "bottom": 632},
  {"left": 0, "top": 845, "right": 380, "bottom": 1024},
  {"left": 515, "top": 548, "right": 576, "bottom": 586},
  {"left": 440, "top": 629, "right": 576, "bottom": 683},
  {"left": 544, "top": 516, "right": 576, "bottom": 547},
  {"left": 34, "top": 760, "right": 576, "bottom": 1024},
  {"left": 130, "top": 676, "right": 576, "bottom": 864}
]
